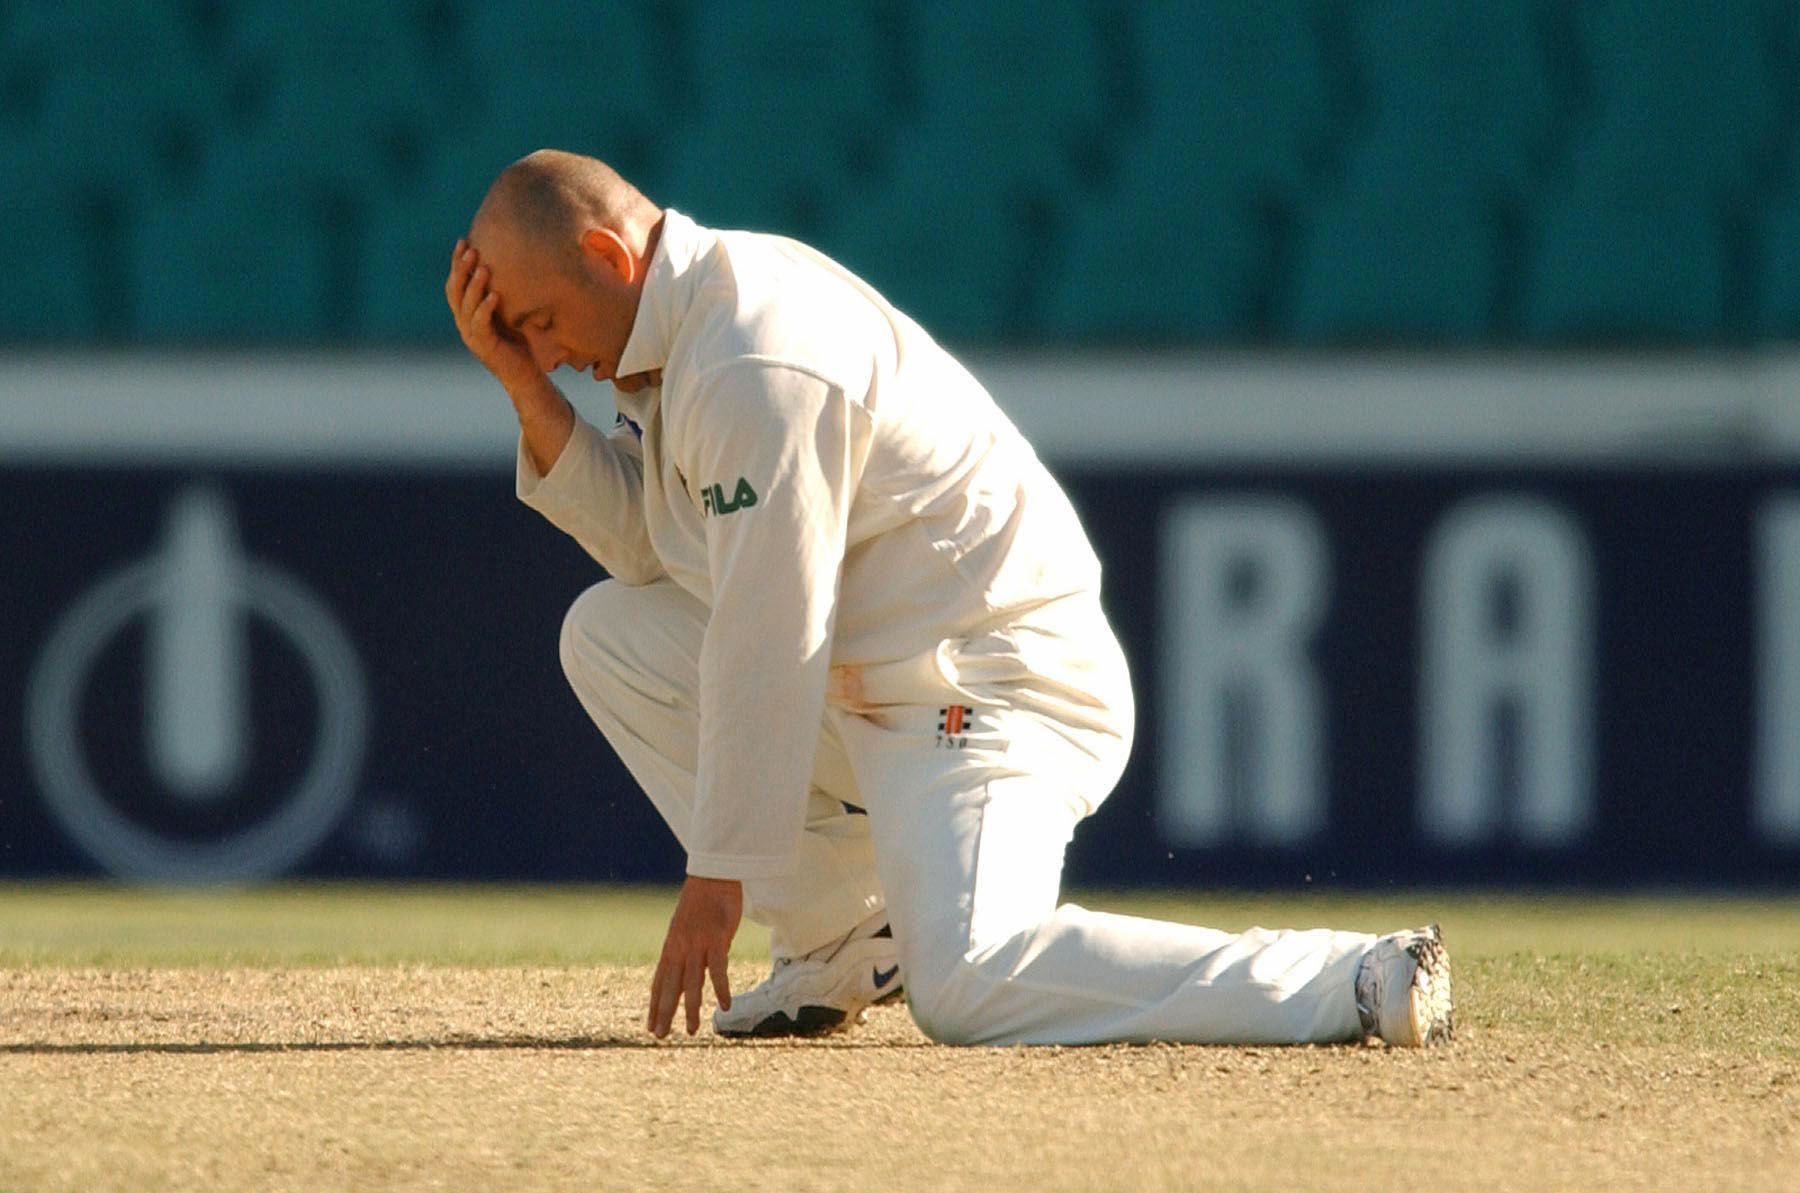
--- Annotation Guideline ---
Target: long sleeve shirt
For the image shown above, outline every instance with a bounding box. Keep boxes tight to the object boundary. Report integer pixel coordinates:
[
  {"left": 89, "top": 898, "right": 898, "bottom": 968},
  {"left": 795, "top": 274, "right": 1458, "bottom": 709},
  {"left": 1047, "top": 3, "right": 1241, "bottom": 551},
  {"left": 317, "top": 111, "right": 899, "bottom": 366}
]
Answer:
[{"left": 518, "top": 210, "right": 1120, "bottom": 881}]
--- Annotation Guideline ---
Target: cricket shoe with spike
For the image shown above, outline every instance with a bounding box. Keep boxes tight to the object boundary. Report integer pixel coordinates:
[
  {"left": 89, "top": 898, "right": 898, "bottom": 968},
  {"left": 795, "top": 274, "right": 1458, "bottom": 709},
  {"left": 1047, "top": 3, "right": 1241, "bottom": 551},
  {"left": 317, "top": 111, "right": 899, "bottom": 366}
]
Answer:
[
  {"left": 714, "top": 911, "right": 903, "bottom": 1038},
  {"left": 1355, "top": 923, "right": 1455, "bottom": 1047}
]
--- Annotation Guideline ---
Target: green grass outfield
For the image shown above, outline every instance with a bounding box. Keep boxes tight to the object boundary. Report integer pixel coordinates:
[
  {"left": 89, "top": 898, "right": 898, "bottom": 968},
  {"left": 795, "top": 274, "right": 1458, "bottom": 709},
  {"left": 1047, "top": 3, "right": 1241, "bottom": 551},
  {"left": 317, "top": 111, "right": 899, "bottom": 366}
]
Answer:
[
  {"left": 7, "top": 883, "right": 1800, "bottom": 1064},
  {"left": 5, "top": 883, "right": 1800, "bottom": 970}
]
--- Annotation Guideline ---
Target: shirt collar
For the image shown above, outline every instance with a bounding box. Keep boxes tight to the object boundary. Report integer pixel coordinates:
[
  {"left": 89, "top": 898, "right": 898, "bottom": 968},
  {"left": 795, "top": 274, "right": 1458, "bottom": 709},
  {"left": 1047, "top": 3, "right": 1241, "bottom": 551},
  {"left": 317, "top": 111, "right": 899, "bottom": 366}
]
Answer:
[{"left": 615, "top": 208, "right": 710, "bottom": 382}]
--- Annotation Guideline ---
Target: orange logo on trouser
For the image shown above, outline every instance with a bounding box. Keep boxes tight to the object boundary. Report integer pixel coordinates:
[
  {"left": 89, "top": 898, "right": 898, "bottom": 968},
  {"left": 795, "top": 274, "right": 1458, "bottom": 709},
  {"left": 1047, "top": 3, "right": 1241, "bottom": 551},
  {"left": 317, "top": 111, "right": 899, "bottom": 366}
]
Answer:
[{"left": 937, "top": 705, "right": 970, "bottom": 749}]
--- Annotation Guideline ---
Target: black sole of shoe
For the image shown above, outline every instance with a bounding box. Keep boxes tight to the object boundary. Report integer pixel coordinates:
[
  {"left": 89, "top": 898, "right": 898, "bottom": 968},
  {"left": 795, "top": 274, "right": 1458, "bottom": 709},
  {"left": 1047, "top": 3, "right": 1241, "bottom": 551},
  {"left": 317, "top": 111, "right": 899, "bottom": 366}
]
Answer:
[{"left": 717, "top": 1004, "right": 849, "bottom": 1039}]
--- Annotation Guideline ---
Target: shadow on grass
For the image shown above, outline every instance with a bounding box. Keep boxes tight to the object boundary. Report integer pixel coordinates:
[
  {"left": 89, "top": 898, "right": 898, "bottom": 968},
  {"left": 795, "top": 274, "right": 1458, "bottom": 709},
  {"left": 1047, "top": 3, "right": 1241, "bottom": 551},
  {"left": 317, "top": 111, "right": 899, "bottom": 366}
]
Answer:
[
  {"left": 1, "top": 1031, "right": 947, "bottom": 1054},
  {"left": 0, "top": 1036, "right": 1376, "bottom": 1056},
  {"left": 0, "top": 1035, "right": 676, "bottom": 1054}
]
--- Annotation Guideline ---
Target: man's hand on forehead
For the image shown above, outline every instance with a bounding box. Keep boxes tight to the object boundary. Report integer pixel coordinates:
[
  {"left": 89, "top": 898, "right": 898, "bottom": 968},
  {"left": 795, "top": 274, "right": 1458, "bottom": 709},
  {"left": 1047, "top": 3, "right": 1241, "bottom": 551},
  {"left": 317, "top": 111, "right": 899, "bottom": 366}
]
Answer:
[{"left": 446, "top": 237, "right": 541, "bottom": 390}]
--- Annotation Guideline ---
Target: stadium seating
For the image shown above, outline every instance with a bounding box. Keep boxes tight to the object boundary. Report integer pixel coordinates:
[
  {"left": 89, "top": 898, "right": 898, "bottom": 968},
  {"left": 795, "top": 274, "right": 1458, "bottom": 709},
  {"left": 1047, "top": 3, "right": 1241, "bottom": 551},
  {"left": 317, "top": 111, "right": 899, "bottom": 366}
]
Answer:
[
  {"left": 1556, "top": 0, "right": 1782, "bottom": 207},
  {"left": 129, "top": 156, "right": 338, "bottom": 340},
  {"left": 1037, "top": 166, "right": 1270, "bottom": 342},
  {"left": 214, "top": 6, "right": 444, "bottom": 197},
  {"left": 656, "top": 2, "right": 886, "bottom": 240},
  {"left": 1037, "top": 1, "right": 1332, "bottom": 341},
  {"left": 1, "top": 1, "right": 215, "bottom": 201},
  {"left": 1529, "top": 0, "right": 1773, "bottom": 339},
  {"left": 1331, "top": 1, "right": 1555, "bottom": 209},
  {"left": 1522, "top": 195, "right": 1729, "bottom": 340},
  {"left": 1754, "top": 193, "right": 1800, "bottom": 338},
  {"left": 0, "top": 171, "right": 95, "bottom": 339},
  {"left": 360, "top": 141, "right": 511, "bottom": 341},
  {"left": 352, "top": 4, "right": 674, "bottom": 341},
  {"left": 1, "top": 1, "right": 205, "bottom": 69},
  {"left": 824, "top": 191, "right": 1029, "bottom": 344},
  {"left": 822, "top": 0, "right": 1109, "bottom": 340},
  {"left": 1273, "top": 4, "right": 1556, "bottom": 342},
  {"left": 460, "top": 0, "right": 664, "bottom": 178},
  {"left": 1126, "top": 0, "right": 1334, "bottom": 209},
  {"left": 1286, "top": 200, "right": 1501, "bottom": 342},
  {"left": 3, "top": 0, "right": 1799, "bottom": 346}
]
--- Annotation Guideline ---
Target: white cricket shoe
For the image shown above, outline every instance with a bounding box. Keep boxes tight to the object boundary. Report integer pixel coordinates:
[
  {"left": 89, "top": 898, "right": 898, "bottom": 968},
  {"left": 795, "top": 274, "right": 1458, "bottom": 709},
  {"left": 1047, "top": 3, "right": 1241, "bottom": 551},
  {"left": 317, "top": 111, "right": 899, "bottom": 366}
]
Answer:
[
  {"left": 1355, "top": 924, "right": 1454, "bottom": 1047},
  {"left": 714, "top": 911, "right": 903, "bottom": 1038}
]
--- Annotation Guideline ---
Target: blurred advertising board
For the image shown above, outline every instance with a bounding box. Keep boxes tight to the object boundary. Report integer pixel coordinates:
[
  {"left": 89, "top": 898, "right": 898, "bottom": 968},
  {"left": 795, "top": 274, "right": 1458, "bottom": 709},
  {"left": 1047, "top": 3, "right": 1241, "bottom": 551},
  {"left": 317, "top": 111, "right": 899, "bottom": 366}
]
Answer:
[{"left": 2, "top": 352, "right": 1797, "bottom": 886}]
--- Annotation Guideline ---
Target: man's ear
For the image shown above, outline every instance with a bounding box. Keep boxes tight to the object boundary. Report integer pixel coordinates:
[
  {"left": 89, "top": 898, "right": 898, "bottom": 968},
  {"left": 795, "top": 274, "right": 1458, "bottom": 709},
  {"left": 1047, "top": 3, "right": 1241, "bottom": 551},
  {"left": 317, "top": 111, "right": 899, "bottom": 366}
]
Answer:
[{"left": 579, "top": 227, "right": 635, "bottom": 284}]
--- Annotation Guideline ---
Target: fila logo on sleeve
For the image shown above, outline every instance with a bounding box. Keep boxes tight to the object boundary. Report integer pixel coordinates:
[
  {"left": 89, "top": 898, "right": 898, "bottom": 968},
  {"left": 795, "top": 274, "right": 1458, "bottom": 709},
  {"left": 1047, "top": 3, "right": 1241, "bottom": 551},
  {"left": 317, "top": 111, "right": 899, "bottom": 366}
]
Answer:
[{"left": 701, "top": 477, "right": 759, "bottom": 517}]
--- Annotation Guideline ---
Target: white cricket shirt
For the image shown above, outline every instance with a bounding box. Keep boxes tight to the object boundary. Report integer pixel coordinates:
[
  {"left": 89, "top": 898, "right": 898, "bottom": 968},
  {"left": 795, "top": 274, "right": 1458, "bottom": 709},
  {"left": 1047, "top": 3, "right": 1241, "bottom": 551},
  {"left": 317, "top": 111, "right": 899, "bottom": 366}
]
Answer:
[{"left": 519, "top": 210, "right": 1125, "bottom": 880}]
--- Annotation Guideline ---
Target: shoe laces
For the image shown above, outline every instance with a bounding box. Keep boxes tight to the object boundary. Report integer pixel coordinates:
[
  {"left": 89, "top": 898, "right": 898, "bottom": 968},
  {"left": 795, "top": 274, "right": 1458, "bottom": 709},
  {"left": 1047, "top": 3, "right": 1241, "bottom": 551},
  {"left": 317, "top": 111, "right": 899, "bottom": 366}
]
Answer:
[{"left": 772, "top": 918, "right": 889, "bottom": 976}]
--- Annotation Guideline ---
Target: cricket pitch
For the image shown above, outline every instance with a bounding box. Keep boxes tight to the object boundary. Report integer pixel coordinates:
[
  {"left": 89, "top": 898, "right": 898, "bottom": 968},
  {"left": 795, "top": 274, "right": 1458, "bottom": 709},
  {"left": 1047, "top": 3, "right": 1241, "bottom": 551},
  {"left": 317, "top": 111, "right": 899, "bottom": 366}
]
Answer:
[{"left": 2, "top": 886, "right": 1796, "bottom": 1192}]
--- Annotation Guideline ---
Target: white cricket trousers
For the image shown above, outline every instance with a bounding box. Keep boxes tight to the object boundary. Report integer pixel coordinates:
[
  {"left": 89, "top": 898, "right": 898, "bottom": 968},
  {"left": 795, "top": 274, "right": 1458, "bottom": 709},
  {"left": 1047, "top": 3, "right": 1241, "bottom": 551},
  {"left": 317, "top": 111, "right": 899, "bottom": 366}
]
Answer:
[{"left": 560, "top": 578, "right": 1375, "bottom": 1045}]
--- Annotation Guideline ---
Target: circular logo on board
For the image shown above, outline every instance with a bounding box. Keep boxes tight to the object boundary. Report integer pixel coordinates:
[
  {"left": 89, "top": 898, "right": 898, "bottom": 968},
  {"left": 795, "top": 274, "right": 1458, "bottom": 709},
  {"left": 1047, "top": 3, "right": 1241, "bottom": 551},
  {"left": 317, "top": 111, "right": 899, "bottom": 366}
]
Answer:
[{"left": 25, "top": 484, "right": 369, "bottom": 881}]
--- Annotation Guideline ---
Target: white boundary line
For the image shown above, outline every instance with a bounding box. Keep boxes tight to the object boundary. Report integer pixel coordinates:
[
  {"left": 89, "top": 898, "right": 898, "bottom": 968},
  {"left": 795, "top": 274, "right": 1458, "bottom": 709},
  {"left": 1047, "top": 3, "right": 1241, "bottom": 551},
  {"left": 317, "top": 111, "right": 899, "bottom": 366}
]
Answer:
[{"left": 2, "top": 349, "right": 1798, "bottom": 468}]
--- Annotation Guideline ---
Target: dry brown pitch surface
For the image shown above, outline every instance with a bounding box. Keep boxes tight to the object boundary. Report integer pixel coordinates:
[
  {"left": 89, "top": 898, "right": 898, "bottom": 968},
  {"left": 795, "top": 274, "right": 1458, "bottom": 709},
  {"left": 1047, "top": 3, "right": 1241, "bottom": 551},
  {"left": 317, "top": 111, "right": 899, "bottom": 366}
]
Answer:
[{"left": 1, "top": 886, "right": 1796, "bottom": 1192}]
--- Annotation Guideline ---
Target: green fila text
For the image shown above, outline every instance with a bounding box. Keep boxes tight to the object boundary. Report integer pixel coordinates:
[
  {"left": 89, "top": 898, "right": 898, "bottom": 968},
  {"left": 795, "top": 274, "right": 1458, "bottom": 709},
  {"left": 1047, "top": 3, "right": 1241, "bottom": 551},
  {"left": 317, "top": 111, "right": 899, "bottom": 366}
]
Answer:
[{"left": 702, "top": 477, "right": 759, "bottom": 516}]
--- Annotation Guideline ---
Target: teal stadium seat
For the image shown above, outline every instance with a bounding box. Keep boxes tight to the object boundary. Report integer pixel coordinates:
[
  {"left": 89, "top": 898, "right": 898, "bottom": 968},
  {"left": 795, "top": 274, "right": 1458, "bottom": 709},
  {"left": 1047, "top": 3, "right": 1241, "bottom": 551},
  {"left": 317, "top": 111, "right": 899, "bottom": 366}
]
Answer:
[
  {"left": 1040, "top": 1, "right": 1331, "bottom": 340},
  {"left": 823, "top": 0, "right": 1107, "bottom": 340},
  {"left": 1752, "top": 62, "right": 1800, "bottom": 338},
  {"left": 460, "top": 2, "right": 661, "bottom": 174},
  {"left": 360, "top": 141, "right": 509, "bottom": 341},
  {"left": 130, "top": 157, "right": 335, "bottom": 340},
  {"left": 0, "top": 172, "right": 95, "bottom": 339},
  {"left": 834, "top": 195, "right": 1033, "bottom": 343},
  {"left": 1521, "top": 2, "right": 1778, "bottom": 340},
  {"left": 215, "top": 4, "right": 443, "bottom": 195},
  {"left": 1558, "top": 0, "right": 1780, "bottom": 206},
  {"left": 1044, "top": 173, "right": 1273, "bottom": 340},
  {"left": 3, "top": 1, "right": 214, "bottom": 198},
  {"left": 658, "top": 1, "right": 884, "bottom": 240},
  {"left": 1129, "top": 0, "right": 1332, "bottom": 199},
  {"left": 906, "top": 0, "right": 1105, "bottom": 179},
  {"left": 1287, "top": 203, "right": 1500, "bottom": 342},
  {"left": 360, "top": 4, "right": 663, "bottom": 340},
  {"left": 124, "top": 5, "right": 451, "bottom": 341},
  {"left": 1754, "top": 194, "right": 1800, "bottom": 338},
  {"left": 2, "top": 2, "right": 201, "bottom": 73},
  {"left": 1285, "top": 3, "right": 1552, "bottom": 341},
  {"left": 1522, "top": 197, "right": 1727, "bottom": 339},
  {"left": 9, "top": 0, "right": 1795, "bottom": 347},
  {"left": 1331, "top": 1, "right": 1554, "bottom": 209}
]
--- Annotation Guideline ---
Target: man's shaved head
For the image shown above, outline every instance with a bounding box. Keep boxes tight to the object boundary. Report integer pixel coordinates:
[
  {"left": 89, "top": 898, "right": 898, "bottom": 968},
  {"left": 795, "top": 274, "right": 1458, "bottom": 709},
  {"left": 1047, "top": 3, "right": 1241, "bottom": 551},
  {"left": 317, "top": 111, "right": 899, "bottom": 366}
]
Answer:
[
  {"left": 458, "top": 149, "right": 666, "bottom": 388},
  {"left": 473, "top": 149, "right": 661, "bottom": 272}
]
